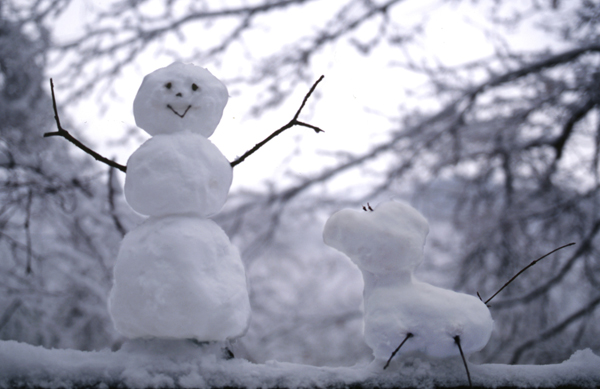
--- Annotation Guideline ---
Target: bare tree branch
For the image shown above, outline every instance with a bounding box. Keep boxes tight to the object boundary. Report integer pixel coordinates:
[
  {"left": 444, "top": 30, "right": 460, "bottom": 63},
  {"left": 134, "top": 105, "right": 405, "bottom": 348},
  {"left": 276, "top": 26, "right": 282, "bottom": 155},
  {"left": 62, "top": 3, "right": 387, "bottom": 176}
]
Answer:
[
  {"left": 459, "top": 45, "right": 600, "bottom": 112},
  {"left": 553, "top": 98, "right": 596, "bottom": 160}
]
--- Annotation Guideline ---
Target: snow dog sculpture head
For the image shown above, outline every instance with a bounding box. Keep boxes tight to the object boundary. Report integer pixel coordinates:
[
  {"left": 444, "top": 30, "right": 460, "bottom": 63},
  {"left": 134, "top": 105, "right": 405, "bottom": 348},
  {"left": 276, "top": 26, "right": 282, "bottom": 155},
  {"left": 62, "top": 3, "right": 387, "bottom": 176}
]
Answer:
[
  {"left": 323, "top": 201, "right": 429, "bottom": 274},
  {"left": 133, "top": 62, "right": 229, "bottom": 137}
]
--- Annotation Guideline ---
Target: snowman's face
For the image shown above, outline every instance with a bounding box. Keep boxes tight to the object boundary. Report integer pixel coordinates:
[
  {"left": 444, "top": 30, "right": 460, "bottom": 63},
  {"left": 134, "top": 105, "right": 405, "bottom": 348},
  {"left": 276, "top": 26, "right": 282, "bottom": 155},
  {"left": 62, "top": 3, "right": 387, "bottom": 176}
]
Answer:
[{"left": 133, "top": 62, "right": 228, "bottom": 137}]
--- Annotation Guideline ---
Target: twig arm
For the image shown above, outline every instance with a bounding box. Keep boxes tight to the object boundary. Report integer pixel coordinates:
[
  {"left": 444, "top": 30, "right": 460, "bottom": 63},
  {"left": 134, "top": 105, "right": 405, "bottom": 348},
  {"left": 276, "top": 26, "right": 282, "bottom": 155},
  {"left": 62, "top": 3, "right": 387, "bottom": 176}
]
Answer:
[
  {"left": 292, "top": 75, "right": 324, "bottom": 120},
  {"left": 44, "top": 79, "right": 127, "bottom": 173},
  {"left": 230, "top": 75, "right": 325, "bottom": 168}
]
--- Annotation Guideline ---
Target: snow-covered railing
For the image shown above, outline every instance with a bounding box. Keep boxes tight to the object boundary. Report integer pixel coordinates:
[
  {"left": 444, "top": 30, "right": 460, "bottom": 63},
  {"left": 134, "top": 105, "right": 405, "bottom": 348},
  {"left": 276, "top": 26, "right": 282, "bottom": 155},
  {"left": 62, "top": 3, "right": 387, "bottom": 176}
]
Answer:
[{"left": 1, "top": 339, "right": 599, "bottom": 389}]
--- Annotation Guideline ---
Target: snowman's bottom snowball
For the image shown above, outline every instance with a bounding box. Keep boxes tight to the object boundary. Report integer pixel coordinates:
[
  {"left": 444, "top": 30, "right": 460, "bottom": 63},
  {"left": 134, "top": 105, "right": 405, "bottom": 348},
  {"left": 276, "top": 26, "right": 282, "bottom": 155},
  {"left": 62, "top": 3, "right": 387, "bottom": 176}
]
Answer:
[{"left": 108, "top": 215, "right": 251, "bottom": 342}]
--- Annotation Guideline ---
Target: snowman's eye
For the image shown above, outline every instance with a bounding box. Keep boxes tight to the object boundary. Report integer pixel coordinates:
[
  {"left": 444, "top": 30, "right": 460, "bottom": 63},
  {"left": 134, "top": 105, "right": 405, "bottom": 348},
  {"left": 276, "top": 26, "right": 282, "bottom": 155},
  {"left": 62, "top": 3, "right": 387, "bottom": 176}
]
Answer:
[
  {"left": 191, "top": 83, "right": 199, "bottom": 91},
  {"left": 165, "top": 82, "right": 172, "bottom": 89}
]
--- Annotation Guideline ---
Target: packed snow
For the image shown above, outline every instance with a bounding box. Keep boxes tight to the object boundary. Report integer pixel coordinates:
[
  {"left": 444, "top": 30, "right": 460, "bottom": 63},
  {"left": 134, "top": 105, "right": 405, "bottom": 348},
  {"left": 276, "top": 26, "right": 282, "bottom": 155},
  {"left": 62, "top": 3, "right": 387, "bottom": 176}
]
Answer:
[
  {"left": 108, "top": 216, "right": 250, "bottom": 341},
  {"left": 1, "top": 339, "right": 599, "bottom": 388},
  {"left": 109, "top": 62, "right": 250, "bottom": 343},
  {"left": 124, "top": 132, "right": 232, "bottom": 217},
  {"left": 323, "top": 200, "right": 493, "bottom": 360}
]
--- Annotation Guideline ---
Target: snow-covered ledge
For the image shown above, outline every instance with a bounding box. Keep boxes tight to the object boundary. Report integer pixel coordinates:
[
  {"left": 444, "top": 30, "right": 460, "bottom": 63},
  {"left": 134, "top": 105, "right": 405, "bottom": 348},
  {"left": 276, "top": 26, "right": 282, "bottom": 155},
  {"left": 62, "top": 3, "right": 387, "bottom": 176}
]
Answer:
[{"left": 1, "top": 339, "right": 599, "bottom": 388}]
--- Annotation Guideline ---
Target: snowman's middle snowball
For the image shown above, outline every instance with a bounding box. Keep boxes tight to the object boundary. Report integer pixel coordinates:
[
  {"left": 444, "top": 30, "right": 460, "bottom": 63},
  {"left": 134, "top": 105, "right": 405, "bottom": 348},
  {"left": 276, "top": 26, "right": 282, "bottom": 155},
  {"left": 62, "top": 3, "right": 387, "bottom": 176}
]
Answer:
[{"left": 124, "top": 132, "right": 232, "bottom": 218}]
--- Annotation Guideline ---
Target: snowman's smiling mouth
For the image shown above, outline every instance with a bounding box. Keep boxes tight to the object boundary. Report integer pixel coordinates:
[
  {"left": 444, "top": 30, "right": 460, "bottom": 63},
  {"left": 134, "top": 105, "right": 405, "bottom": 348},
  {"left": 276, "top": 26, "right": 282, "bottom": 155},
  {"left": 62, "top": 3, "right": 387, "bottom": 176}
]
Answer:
[{"left": 167, "top": 104, "right": 192, "bottom": 118}]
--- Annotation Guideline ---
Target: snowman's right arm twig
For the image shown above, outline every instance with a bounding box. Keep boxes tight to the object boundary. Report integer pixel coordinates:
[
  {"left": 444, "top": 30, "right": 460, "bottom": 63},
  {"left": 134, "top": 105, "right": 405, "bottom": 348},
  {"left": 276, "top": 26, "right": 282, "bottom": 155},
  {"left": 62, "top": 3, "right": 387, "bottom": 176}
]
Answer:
[
  {"left": 230, "top": 75, "right": 325, "bottom": 168},
  {"left": 44, "top": 79, "right": 127, "bottom": 173}
]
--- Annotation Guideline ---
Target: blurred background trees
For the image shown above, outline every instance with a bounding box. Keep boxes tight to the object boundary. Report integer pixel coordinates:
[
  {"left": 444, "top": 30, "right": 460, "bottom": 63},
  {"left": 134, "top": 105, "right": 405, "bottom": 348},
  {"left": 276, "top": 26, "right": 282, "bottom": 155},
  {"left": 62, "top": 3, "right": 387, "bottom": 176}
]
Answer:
[
  {"left": 1, "top": 0, "right": 599, "bottom": 366},
  {"left": 0, "top": 5, "right": 136, "bottom": 350}
]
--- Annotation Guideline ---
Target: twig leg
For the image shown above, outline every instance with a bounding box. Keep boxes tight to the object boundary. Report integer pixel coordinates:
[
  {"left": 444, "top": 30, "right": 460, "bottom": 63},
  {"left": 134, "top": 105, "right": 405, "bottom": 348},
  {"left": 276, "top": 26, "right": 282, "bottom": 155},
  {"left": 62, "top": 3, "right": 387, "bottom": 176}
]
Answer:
[
  {"left": 383, "top": 332, "right": 413, "bottom": 370},
  {"left": 454, "top": 335, "right": 472, "bottom": 387}
]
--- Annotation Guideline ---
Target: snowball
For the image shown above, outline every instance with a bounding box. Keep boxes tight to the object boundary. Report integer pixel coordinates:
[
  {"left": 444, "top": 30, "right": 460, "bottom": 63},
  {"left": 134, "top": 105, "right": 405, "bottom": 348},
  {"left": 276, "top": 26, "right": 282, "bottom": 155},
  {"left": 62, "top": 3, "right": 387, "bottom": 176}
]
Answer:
[
  {"left": 323, "top": 201, "right": 429, "bottom": 274},
  {"left": 323, "top": 200, "right": 493, "bottom": 360},
  {"left": 124, "top": 132, "right": 232, "bottom": 217},
  {"left": 133, "top": 62, "right": 228, "bottom": 137},
  {"left": 108, "top": 215, "right": 251, "bottom": 341}
]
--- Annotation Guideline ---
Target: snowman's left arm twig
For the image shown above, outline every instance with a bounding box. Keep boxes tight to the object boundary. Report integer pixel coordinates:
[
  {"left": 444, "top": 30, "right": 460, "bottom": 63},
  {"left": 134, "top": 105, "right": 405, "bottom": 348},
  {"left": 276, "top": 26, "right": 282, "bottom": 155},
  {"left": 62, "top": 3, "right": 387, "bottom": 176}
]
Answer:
[
  {"left": 230, "top": 75, "right": 325, "bottom": 168},
  {"left": 44, "top": 79, "right": 127, "bottom": 173}
]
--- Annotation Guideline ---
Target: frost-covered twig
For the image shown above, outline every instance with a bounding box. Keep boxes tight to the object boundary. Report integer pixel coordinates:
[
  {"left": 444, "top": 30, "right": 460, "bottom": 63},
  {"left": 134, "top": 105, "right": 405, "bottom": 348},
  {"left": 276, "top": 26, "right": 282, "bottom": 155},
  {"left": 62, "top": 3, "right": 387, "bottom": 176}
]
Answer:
[
  {"left": 44, "top": 79, "right": 127, "bottom": 173},
  {"left": 230, "top": 75, "right": 325, "bottom": 168}
]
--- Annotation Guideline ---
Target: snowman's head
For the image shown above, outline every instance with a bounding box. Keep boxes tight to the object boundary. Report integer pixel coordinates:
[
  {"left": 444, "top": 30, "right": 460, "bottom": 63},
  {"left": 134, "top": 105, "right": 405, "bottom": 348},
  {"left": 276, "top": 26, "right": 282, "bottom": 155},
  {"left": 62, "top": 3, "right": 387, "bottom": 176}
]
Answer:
[
  {"left": 323, "top": 200, "right": 429, "bottom": 274},
  {"left": 133, "top": 62, "right": 229, "bottom": 137}
]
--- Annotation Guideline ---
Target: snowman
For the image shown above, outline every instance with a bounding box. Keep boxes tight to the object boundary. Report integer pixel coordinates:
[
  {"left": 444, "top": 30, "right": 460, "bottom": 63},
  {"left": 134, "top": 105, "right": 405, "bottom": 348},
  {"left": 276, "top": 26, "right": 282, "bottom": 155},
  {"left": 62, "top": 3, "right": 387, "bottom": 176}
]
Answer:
[
  {"left": 108, "top": 62, "right": 251, "bottom": 343},
  {"left": 323, "top": 200, "right": 493, "bottom": 366}
]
